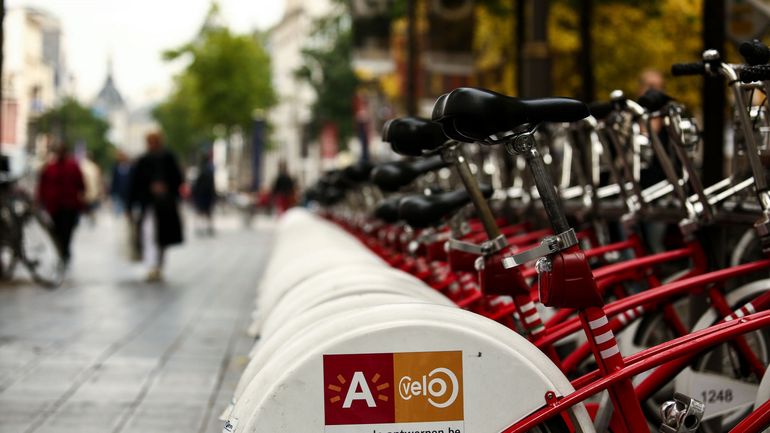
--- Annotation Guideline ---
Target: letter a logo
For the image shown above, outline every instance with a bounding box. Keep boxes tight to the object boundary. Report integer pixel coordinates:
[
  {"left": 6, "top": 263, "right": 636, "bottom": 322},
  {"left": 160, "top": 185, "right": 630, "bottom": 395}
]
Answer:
[
  {"left": 343, "top": 371, "right": 376, "bottom": 408},
  {"left": 323, "top": 353, "right": 395, "bottom": 425}
]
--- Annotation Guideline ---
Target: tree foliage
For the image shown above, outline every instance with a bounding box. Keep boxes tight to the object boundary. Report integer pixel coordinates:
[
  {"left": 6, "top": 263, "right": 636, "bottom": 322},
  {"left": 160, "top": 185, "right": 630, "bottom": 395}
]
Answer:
[
  {"left": 295, "top": 4, "right": 360, "bottom": 146},
  {"left": 550, "top": 0, "right": 703, "bottom": 109},
  {"left": 473, "top": 2, "right": 517, "bottom": 96},
  {"left": 472, "top": 0, "right": 703, "bottom": 110},
  {"left": 34, "top": 97, "right": 113, "bottom": 167},
  {"left": 154, "top": 2, "right": 276, "bottom": 160},
  {"left": 152, "top": 73, "right": 209, "bottom": 161}
]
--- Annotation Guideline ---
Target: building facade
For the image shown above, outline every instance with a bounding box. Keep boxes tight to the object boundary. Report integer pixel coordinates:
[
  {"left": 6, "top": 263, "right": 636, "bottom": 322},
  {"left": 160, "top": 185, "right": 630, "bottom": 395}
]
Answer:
[
  {"left": 263, "top": 0, "right": 332, "bottom": 191},
  {"left": 1, "top": 6, "right": 69, "bottom": 172}
]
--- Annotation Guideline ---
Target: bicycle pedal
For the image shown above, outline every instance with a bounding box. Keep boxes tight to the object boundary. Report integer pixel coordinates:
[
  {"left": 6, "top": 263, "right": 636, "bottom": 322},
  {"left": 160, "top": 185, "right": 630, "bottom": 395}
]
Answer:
[{"left": 659, "top": 392, "right": 705, "bottom": 433}]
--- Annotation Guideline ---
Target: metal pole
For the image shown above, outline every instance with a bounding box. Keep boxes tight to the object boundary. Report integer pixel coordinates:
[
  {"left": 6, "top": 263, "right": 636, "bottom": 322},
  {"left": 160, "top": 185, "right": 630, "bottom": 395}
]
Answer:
[
  {"left": 521, "top": 0, "right": 551, "bottom": 98},
  {"left": 579, "top": 0, "right": 594, "bottom": 103},
  {"left": 406, "top": 0, "right": 418, "bottom": 116},
  {"left": 702, "top": 0, "right": 725, "bottom": 186},
  {"left": 1, "top": 0, "right": 4, "bottom": 155},
  {"left": 515, "top": 0, "right": 524, "bottom": 96}
]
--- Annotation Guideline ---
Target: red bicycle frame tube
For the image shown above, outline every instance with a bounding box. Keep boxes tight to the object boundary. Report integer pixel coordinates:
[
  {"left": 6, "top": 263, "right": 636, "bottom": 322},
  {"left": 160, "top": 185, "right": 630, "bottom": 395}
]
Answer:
[
  {"left": 567, "top": 291, "right": 770, "bottom": 413},
  {"left": 632, "top": 289, "right": 770, "bottom": 402},
  {"left": 730, "top": 397, "right": 770, "bottom": 433},
  {"left": 501, "top": 310, "right": 770, "bottom": 433},
  {"left": 534, "top": 259, "right": 770, "bottom": 349}
]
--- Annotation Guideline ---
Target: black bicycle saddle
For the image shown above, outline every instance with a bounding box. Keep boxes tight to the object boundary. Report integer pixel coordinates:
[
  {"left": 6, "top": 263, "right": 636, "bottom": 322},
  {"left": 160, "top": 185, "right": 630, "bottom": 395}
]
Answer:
[
  {"left": 342, "top": 160, "right": 374, "bottom": 183},
  {"left": 637, "top": 89, "right": 674, "bottom": 113},
  {"left": 370, "top": 155, "right": 448, "bottom": 192},
  {"left": 374, "top": 196, "right": 402, "bottom": 224},
  {"left": 382, "top": 116, "right": 448, "bottom": 157},
  {"left": 317, "top": 186, "right": 346, "bottom": 206},
  {"left": 432, "top": 87, "right": 589, "bottom": 143},
  {"left": 588, "top": 101, "right": 613, "bottom": 120},
  {"left": 398, "top": 184, "right": 494, "bottom": 228}
]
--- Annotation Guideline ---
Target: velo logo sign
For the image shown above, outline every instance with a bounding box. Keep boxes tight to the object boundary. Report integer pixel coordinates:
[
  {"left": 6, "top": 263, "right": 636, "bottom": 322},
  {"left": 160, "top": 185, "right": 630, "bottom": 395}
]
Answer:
[{"left": 323, "top": 351, "right": 464, "bottom": 432}]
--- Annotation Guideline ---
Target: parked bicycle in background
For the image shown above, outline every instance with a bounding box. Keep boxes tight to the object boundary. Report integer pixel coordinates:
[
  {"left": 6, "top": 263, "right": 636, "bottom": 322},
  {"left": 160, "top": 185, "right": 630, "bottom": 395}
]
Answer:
[{"left": 0, "top": 152, "right": 65, "bottom": 288}]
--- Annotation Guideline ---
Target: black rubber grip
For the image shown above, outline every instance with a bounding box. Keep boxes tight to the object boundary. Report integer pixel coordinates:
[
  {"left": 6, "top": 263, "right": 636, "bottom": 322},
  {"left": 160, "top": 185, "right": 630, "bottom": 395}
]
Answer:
[
  {"left": 740, "top": 64, "right": 770, "bottom": 83},
  {"left": 671, "top": 62, "right": 706, "bottom": 76},
  {"left": 740, "top": 39, "right": 770, "bottom": 66}
]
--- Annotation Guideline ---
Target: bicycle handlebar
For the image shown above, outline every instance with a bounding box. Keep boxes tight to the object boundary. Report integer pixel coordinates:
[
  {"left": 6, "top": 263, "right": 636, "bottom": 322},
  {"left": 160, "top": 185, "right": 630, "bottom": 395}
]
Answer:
[
  {"left": 739, "top": 64, "right": 770, "bottom": 83},
  {"left": 671, "top": 62, "right": 706, "bottom": 76}
]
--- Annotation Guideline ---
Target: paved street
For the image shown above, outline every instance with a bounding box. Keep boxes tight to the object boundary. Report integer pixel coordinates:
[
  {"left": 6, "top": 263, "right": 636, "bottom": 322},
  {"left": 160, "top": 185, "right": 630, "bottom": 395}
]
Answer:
[{"left": 0, "top": 211, "right": 273, "bottom": 433}]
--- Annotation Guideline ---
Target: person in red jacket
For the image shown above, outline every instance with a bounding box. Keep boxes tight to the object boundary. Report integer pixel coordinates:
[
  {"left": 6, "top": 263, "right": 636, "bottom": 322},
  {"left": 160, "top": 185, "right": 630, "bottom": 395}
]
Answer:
[{"left": 38, "top": 143, "right": 85, "bottom": 265}]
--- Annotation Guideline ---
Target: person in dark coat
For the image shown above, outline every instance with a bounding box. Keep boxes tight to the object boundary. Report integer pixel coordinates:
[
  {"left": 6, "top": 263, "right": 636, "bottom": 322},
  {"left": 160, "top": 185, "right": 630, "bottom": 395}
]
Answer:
[
  {"left": 191, "top": 153, "right": 216, "bottom": 235},
  {"left": 271, "top": 160, "right": 296, "bottom": 215},
  {"left": 37, "top": 142, "right": 85, "bottom": 266},
  {"left": 127, "top": 132, "right": 184, "bottom": 282}
]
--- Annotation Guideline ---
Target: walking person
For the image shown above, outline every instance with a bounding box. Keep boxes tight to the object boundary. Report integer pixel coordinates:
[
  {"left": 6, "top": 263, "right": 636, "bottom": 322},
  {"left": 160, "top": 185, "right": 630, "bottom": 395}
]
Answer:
[
  {"left": 127, "top": 132, "right": 184, "bottom": 282},
  {"left": 37, "top": 142, "right": 85, "bottom": 268},
  {"left": 191, "top": 153, "right": 216, "bottom": 236},
  {"left": 271, "top": 160, "right": 296, "bottom": 215},
  {"left": 109, "top": 150, "right": 131, "bottom": 215},
  {"left": 79, "top": 152, "right": 103, "bottom": 225}
]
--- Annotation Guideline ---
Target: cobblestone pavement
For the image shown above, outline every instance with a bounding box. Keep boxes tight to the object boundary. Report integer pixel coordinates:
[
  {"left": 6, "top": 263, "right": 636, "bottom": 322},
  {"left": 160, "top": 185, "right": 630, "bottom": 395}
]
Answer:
[{"left": 0, "top": 211, "right": 273, "bottom": 433}]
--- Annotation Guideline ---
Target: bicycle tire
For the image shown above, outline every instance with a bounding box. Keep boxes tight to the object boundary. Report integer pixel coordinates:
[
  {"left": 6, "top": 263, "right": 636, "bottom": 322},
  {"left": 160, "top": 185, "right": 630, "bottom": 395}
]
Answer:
[
  {"left": 686, "top": 288, "right": 770, "bottom": 432},
  {"left": 529, "top": 416, "right": 571, "bottom": 433},
  {"left": 0, "top": 199, "right": 20, "bottom": 280},
  {"left": 633, "top": 285, "right": 770, "bottom": 432}
]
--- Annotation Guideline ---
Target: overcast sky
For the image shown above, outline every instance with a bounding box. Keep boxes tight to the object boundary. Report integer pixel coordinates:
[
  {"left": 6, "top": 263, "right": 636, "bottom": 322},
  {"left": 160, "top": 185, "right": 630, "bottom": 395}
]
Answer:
[{"left": 6, "top": 0, "right": 285, "bottom": 107}]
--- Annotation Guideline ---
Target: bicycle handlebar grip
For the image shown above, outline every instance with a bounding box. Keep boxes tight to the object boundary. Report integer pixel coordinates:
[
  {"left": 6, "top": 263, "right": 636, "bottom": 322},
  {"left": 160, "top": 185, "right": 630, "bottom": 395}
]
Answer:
[
  {"left": 671, "top": 62, "right": 706, "bottom": 76},
  {"left": 739, "top": 39, "right": 770, "bottom": 66},
  {"left": 383, "top": 117, "right": 448, "bottom": 157},
  {"left": 740, "top": 64, "right": 770, "bottom": 83}
]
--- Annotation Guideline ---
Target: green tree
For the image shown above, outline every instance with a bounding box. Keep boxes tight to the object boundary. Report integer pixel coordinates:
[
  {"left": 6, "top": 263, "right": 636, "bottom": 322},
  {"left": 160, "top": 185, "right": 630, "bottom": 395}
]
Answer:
[
  {"left": 152, "top": 73, "right": 210, "bottom": 162},
  {"left": 34, "top": 97, "right": 113, "bottom": 167},
  {"left": 295, "top": 4, "right": 360, "bottom": 146},
  {"left": 155, "top": 2, "right": 276, "bottom": 160}
]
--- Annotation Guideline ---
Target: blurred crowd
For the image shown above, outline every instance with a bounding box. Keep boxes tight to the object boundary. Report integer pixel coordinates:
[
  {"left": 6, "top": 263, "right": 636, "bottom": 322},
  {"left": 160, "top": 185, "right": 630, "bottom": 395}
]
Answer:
[{"left": 35, "top": 132, "right": 297, "bottom": 282}]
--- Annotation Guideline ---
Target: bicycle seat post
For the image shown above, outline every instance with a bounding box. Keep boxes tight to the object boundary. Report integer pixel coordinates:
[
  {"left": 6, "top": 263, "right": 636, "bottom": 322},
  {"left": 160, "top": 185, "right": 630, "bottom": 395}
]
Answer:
[
  {"left": 441, "top": 144, "right": 502, "bottom": 241},
  {"left": 663, "top": 104, "right": 714, "bottom": 223},
  {"left": 505, "top": 124, "right": 571, "bottom": 235}
]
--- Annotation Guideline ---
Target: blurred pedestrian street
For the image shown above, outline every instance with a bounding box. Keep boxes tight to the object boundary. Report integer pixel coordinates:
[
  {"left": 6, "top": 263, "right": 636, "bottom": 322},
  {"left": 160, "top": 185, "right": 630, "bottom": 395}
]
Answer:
[{"left": 0, "top": 211, "right": 273, "bottom": 433}]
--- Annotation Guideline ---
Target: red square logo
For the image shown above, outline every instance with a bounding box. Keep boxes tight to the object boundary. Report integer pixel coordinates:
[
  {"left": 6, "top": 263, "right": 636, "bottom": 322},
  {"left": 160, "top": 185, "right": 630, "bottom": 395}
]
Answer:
[{"left": 323, "top": 353, "right": 395, "bottom": 425}]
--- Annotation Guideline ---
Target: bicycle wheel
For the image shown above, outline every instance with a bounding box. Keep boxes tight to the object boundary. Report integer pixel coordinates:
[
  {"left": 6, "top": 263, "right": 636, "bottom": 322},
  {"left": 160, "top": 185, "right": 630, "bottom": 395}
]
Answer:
[
  {"left": 16, "top": 203, "right": 64, "bottom": 288},
  {"left": 0, "top": 199, "right": 20, "bottom": 280},
  {"left": 680, "top": 285, "right": 770, "bottom": 432},
  {"left": 631, "top": 283, "right": 770, "bottom": 432}
]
